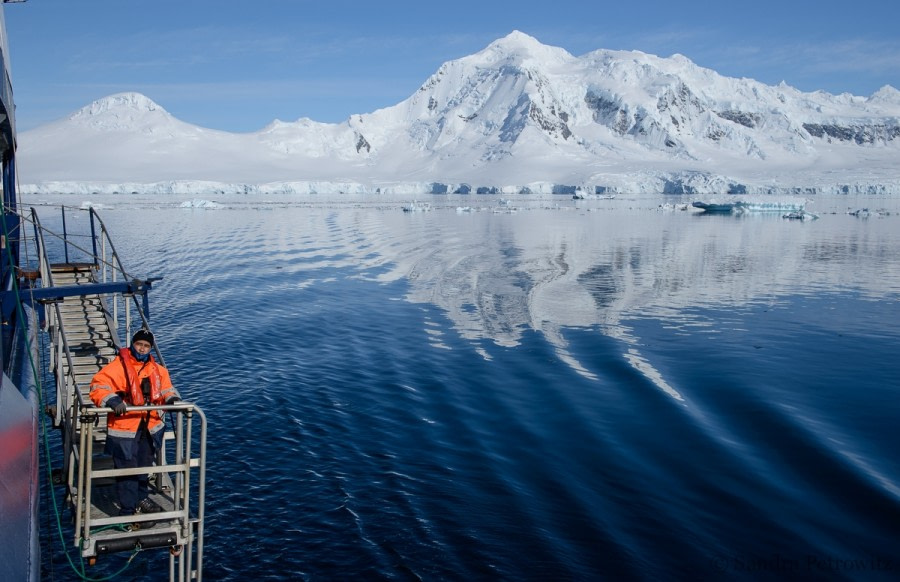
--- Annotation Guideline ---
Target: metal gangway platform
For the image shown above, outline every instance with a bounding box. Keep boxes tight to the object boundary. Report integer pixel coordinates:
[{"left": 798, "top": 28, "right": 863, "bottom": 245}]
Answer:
[{"left": 25, "top": 206, "right": 206, "bottom": 581}]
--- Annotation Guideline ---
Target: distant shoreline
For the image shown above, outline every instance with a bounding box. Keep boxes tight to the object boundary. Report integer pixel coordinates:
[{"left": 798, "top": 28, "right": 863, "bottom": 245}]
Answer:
[{"left": 18, "top": 178, "right": 900, "bottom": 197}]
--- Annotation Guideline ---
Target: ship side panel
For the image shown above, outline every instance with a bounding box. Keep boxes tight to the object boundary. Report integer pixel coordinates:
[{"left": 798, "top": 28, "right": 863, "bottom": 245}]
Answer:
[{"left": 0, "top": 317, "right": 41, "bottom": 581}]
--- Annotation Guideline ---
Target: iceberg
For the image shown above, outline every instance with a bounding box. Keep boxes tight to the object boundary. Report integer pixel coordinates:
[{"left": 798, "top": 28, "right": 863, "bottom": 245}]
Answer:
[{"left": 692, "top": 196, "right": 809, "bottom": 214}]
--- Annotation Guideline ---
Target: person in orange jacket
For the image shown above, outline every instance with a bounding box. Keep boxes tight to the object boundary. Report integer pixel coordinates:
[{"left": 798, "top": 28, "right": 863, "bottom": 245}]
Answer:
[{"left": 90, "top": 329, "right": 180, "bottom": 526}]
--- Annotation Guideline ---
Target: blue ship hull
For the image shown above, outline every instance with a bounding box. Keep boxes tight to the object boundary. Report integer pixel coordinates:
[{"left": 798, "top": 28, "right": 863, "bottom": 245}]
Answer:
[
  {"left": 0, "top": 3, "right": 41, "bottom": 580},
  {"left": 0, "top": 321, "right": 41, "bottom": 581}
]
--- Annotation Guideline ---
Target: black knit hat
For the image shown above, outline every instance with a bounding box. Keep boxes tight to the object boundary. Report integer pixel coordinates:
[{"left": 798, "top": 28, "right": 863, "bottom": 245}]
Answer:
[{"left": 132, "top": 329, "right": 155, "bottom": 345}]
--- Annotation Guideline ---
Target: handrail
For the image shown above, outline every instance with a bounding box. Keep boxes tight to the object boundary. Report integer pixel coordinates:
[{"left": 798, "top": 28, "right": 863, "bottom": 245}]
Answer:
[
  {"left": 29, "top": 208, "right": 81, "bottom": 430},
  {"left": 78, "top": 401, "right": 207, "bottom": 579},
  {"left": 84, "top": 207, "right": 164, "bottom": 365},
  {"left": 29, "top": 205, "right": 164, "bottom": 362}
]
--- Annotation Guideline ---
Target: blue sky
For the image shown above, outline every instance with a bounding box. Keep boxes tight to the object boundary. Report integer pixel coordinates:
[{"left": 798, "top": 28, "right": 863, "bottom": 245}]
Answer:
[{"left": 5, "top": 0, "right": 899, "bottom": 133}]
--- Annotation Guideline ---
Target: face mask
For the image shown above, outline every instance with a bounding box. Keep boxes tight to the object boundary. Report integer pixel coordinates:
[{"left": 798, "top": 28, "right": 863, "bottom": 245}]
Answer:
[{"left": 130, "top": 345, "right": 151, "bottom": 362}]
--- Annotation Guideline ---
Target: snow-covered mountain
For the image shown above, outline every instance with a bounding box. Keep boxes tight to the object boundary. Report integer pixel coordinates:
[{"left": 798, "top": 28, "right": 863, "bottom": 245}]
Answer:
[{"left": 17, "top": 31, "right": 900, "bottom": 195}]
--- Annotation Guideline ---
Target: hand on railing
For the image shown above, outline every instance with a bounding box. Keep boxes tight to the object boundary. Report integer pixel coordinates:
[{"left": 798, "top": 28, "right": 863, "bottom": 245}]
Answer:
[
  {"left": 108, "top": 396, "right": 127, "bottom": 416},
  {"left": 95, "top": 398, "right": 191, "bottom": 416}
]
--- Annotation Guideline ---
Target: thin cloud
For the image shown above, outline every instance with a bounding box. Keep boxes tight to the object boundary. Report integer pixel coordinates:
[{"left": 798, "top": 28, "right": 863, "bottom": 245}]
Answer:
[
  {"left": 65, "top": 25, "right": 300, "bottom": 74},
  {"left": 777, "top": 39, "right": 900, "bottom": 77}
]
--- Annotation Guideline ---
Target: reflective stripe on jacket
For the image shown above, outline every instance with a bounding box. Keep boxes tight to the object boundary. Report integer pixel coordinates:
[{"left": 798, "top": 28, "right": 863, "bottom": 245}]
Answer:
[{"left": 89, "top": 348, "right": 178, "bottom": 439}]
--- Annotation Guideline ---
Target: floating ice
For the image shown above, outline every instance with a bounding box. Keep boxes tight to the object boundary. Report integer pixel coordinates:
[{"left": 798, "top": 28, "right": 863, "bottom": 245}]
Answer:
[
  {"left": 180, "top": 199, "right": 221, "bottom": 209},
  {"left": 402, "top": 201, "right": 432, "bottom": 212}
]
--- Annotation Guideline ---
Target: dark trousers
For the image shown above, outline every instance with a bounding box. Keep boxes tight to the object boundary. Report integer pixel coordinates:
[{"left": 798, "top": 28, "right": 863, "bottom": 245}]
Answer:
[{"left": 114, "top": 428, "right": 155, "bottom": 515}]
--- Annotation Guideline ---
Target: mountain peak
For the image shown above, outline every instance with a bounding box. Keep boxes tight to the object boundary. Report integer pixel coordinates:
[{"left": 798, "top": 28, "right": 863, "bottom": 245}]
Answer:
[
  {"left": 491, "top": 30, "right": 542, "bottom": 49},
  {"left": 67, "top": 92, "right": 177, "bottom": 131},
  {"left": 73, "top": 92, "right": 167, "bottom": 118},
  {"left": 869, "top": 84, "right": 900, "bottom": 103},
  {"left": 480, "top": 30, "right": 572, "bottom": 64}
]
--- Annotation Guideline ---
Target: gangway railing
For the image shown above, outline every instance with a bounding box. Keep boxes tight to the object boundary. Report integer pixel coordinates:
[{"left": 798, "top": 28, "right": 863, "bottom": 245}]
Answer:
[
  {"left": 77, "top": 400, "right": 207, "bottom": 579},
  {"left": 20, "top": 205, "right": 206, "bottom": 581}
]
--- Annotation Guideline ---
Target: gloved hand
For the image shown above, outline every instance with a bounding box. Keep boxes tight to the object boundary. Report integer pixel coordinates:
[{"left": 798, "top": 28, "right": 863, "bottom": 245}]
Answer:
[
  {"left": 108, "top": 396, "right": 127, "bottom": 416},
  {"left": 165, "top": 396, "right": 181, "bottom": 405}
]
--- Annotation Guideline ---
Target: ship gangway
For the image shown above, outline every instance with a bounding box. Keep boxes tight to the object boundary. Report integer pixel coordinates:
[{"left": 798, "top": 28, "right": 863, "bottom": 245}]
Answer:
[{"left": 23, "top": 206, "right": 206, "bottom": 581}]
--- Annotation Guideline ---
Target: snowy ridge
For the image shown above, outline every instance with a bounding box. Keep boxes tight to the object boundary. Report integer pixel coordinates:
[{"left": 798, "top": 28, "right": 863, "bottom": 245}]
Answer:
[{"left": 17, "top": 31, "right": 900, "bottom": 196}]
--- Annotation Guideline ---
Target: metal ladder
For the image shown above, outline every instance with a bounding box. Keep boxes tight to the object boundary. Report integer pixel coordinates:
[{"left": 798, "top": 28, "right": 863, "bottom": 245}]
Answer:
[{"left": 49, "top": 263, "right": 118, "bottom": 417}]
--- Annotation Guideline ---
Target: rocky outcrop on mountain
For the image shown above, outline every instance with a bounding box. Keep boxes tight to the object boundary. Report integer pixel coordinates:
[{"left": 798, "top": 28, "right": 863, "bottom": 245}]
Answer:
[{"left": 802, "top": 122, "right": 900, "bottom": 144}]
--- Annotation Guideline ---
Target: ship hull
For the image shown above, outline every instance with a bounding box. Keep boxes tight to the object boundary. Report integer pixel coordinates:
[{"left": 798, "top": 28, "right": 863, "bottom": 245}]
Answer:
[{"left": 0, "top": 306, "right": 41, "bottom": 581}]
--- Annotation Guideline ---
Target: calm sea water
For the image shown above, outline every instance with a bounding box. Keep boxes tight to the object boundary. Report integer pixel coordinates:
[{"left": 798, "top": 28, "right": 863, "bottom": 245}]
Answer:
[{"left": 36, "top": 193, "right": 900, "bottom": 581}]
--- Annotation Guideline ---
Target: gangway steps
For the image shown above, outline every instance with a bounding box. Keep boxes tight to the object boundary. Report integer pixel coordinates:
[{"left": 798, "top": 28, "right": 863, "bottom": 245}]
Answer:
[{"left": 49, "top": 264, "right": 119, "bottom": 401}]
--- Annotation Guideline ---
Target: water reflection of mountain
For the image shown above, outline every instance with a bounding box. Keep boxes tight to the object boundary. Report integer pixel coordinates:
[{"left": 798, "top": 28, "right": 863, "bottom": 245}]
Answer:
[
  {"left": 377, "top": 201, "right": 899, "bottom": 394},
  {"left": 37, "top": 194, "right": 899, "bottom": 397}
]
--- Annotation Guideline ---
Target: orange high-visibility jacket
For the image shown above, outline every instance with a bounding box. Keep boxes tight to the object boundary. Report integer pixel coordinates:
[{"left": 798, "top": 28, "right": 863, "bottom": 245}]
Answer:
[{"left": 90, "top": 348, "right": 178, "bottom": 440}]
